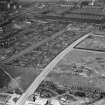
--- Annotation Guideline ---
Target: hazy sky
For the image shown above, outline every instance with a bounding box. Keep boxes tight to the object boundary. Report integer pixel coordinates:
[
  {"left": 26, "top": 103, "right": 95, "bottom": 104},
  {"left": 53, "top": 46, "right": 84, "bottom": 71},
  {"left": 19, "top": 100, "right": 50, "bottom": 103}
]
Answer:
[{"left": 18, "top": 0, "right": 81, "bottom": 2}]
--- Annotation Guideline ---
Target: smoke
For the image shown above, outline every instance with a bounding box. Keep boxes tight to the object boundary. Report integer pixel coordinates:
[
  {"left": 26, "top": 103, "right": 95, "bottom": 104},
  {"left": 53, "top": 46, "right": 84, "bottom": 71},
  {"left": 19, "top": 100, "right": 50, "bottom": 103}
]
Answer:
[{"left": 8, "top": 76, "right": 24, "bottom": 93}]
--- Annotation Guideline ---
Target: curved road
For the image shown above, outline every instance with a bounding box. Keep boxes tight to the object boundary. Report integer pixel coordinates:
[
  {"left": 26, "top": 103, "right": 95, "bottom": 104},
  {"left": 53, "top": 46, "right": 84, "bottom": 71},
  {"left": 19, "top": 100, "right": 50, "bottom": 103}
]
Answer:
[{"left": 15, "top": 32, "right": 91, "bottom": 105}]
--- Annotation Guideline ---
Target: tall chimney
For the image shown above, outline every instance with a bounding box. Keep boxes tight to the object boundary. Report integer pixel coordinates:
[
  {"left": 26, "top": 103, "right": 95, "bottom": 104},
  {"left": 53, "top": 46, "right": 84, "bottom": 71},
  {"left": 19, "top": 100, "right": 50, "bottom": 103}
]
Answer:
[{"left": 91, "top": 0, "right": 95, "bottom": 6}]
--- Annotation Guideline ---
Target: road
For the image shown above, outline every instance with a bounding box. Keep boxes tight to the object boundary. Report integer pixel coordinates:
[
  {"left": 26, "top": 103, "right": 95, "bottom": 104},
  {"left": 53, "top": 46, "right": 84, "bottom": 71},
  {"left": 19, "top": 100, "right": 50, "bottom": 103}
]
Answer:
[{"left": 15, "top": 32, "right": 91, "bottom": 105}]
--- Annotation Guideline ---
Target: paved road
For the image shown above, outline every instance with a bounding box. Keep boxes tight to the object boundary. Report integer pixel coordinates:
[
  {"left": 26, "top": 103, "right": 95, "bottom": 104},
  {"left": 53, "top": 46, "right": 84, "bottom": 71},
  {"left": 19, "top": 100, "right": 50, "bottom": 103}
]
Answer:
[{"left": 15, "top": 32, "right": 91, "bottom": 105}]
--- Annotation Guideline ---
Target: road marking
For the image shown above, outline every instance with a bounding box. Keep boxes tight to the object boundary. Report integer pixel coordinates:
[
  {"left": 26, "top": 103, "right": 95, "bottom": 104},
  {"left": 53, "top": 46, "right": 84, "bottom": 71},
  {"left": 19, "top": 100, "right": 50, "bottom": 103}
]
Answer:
[{"left": 15, "top": 32, "right": 91, "bottom": 105}]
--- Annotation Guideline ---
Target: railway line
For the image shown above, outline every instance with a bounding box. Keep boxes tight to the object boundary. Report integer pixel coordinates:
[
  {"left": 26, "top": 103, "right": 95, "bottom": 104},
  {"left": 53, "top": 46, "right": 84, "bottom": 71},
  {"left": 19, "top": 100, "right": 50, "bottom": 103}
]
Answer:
[{"left": 33, "top": 14, "right": 105, "bottom": 23}]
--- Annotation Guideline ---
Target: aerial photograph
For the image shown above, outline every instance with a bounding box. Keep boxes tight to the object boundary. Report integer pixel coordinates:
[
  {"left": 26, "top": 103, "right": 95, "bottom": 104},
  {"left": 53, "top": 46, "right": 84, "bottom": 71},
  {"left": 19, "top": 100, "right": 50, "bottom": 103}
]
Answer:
[{"left": 0, "top": 0, "right": 105, "bottom": 105}]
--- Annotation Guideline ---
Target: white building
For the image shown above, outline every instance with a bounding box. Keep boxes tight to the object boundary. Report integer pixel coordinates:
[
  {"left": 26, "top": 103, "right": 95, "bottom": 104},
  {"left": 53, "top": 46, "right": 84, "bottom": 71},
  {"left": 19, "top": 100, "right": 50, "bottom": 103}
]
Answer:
[
  {"left": 6, "top": 93, "right": 20, "bottom": 105},
  {"left": 51, "top": 99, "right": 60, "bottom": 105}
]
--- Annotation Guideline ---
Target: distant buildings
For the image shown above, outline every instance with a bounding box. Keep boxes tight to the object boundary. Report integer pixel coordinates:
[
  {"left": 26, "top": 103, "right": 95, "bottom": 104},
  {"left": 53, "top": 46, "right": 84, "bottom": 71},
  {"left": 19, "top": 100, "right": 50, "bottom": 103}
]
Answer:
[
  {"left": 0, "top": 93, "right": 20, "bottom": 105},
  {"left": 63, "top": 5, "right": 105, "bottom": 23},
  {"left": 0, "top": 0, "right": 21, "bottom": 11},
  {"left": 31, "top": 0, "right": 105, "bottom": 23}
]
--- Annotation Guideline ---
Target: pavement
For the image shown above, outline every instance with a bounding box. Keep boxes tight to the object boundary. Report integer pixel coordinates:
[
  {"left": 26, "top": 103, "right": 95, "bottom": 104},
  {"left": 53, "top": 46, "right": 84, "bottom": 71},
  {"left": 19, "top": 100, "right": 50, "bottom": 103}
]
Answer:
[
  {"left": 15, "top": 32, "right": 92, "bottom": 105},
  {"left": 15, "top": 31, "right": 105, "bottom": 105}
]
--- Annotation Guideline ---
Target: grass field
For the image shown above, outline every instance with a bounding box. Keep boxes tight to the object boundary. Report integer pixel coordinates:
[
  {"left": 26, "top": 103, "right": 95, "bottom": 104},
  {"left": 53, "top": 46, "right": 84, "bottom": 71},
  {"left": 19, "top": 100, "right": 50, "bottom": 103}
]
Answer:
[
  {"left": 45, "top": 49, "right": 105, "bottom": 90},
  {"left": 75, "top": 35, "right": 105, "bottom": 52}
]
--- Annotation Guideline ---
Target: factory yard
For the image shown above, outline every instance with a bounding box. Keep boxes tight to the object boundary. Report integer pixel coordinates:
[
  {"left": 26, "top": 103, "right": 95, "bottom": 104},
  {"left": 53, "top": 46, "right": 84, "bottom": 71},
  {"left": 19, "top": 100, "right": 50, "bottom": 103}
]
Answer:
[{"left": 1, "top": 0, "right": 105, "bottom": 105}]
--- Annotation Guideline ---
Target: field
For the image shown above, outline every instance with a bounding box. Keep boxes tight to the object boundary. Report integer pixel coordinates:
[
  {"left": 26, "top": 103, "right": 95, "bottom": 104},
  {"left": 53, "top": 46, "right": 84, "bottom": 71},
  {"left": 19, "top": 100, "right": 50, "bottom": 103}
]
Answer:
[
  {"left": 1, "top": 1, "right": 105, "bottom": 104},
  {"left": 4, "top": 29, "right": 85, "bottom": 91},
  {"left": 33, "top": 48, "right": 105, "bottom": 105},
  {"left": 43, "top": 49, "right": 105, "bottom": 89},
  {"left": 0, "top": 19, "right": 67, "bottom": 61},
  {"left": 0, "top": 3, "right": 94, "bottom": 96},
  {"left": 75, "top": 35, "right": 105, "bottom": 52}
]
